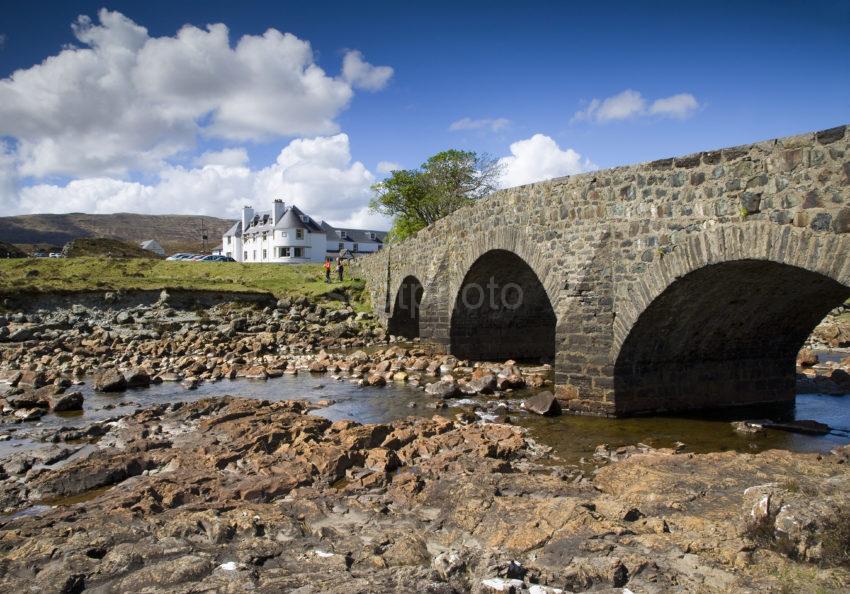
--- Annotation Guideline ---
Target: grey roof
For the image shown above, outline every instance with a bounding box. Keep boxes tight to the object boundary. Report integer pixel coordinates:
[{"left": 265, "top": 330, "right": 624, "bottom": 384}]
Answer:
[
  {"left": 275, "top": 205, "right": 324, "bottom": 233},
  {"left": 241, "top": 204, "right": 324, "bottom": 235},
  {"left": 223, "top": 221, "right": 242, "bottom": 237},
  {"left": 245, "top": 210, "right": 275, "bottom": 233},
  {"left": 321, "top": 221, "right": 388, "bottom": 244}
]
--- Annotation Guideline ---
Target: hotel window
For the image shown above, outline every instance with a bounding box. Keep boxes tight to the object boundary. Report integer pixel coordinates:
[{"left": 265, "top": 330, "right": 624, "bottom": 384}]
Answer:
[
  {"left": 262, "top": 249, "right": 267, "bottom": 260},
  {"left": 226, "top": 252, "right": 231, "bottom": 258},
  {"left": 252, "top": 250, "right": 256, "bottom": 260},
  {"left": 226, "top": 236, "right": 231, "bottom": 245},
  {"left": 243, "top": 251, "right": 247, "bottom": 260},
  {"left": 293, "top": 247, "right": 303, "bottom": 257},
  {"left": 353, "top": 243, "right": 358, "bottom": 252},
  {"left": 296, "top": 228, "right": 304, "bottom": 240},
  {"left": 338, "top": 242, "right": 344, "bottom": 251},
  {"left": 278, "top": 247, "right": 290, "bottom": 257},
  {"left": 262, "top": 232, "right": 267, "bottom": 241},
  {"left": 280, "top": 231, "right": 287, "bottom": 237}
]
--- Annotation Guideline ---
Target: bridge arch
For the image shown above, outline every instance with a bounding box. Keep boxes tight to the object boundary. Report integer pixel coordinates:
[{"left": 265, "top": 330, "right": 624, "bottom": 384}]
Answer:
[
  {"left": 387, "top": 275, "right": 424, "bottom": 339},
  {"left": 441, "top": 226, "right": 563, "bottom": 316},
  {"left": 613, "top": 224, "right": 850, "bottom": 414},
  {"left": 449, "top": 248, "right": 557, "bottom": 362}
]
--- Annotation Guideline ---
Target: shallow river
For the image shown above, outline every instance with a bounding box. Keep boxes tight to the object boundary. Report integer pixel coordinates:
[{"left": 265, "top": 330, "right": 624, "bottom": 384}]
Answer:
[{"left": 2, "top": 363, "right": 849, "bottom": 465}]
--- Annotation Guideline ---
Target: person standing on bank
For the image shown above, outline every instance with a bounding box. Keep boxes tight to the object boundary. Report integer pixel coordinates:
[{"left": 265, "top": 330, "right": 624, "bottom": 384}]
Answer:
[
  {"left": 337, "top": 256, "right": 344, "bottom": 282},
  {"left": 324, "top": 257, "right": 332, "bottom": 283}
]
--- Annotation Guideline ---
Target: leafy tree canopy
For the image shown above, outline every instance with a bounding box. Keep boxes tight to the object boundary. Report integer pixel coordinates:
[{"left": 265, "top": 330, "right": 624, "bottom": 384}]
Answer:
[{"left": 370, "top": 149, "right": 501, "bottom": 241}]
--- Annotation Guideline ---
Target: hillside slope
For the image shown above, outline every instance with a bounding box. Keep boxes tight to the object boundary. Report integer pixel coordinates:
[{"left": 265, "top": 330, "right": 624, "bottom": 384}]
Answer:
[{"left": 0, "top": 213, "right": 235, "bottom": 254}]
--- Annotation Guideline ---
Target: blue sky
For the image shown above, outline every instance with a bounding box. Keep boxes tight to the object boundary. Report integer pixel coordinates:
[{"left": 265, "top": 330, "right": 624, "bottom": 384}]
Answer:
[{"left": 0, "top": 1, "right": 847, "bottom": 226}]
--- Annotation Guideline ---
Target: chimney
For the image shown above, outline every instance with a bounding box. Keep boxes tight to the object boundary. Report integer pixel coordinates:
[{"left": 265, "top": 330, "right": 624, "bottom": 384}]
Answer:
[
  {"left": 272, "top": 199, "right": 286, "bottom": 224},
  {"left": 242, "top": 205, "right": 254, "bottom": 232}
]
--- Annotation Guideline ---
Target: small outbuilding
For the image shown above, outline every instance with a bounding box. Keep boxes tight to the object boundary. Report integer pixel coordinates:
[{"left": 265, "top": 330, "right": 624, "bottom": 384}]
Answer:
[{"left": 139, "top": 239, "right": 165, "bottom": 256}]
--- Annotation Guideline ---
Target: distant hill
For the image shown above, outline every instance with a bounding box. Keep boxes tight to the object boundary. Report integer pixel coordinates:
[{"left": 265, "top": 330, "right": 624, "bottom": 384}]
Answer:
[
  {"left": 0, "top": 241, "right": 27, "bottom": 258},
  {"left": 63, "top": 238, "right": 163, "bottom": 259},
  {"left": 0, "top": 213, "right": 235, "bottom": 255}
]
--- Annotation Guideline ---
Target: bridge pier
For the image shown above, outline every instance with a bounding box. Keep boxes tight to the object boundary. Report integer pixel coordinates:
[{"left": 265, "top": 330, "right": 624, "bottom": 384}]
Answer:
[{"left": 355, "top": 125, "right": 850, "bottom": 416}]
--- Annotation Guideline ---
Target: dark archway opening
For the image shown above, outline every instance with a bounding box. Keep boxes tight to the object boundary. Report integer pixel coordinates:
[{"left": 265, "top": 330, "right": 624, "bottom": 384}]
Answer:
[
  {"left": 388, "top": 276, "right": 423, "bottom": 339},
  {"left": 614, "top": 260, "right": 850, "bottom": 415},
  {"left": 450, "top": 249, "right": 556, "bottom": 362}
]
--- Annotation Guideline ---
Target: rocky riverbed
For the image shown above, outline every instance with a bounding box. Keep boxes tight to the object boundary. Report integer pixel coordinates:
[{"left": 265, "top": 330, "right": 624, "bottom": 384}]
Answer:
[
  {"left": 1, "top": 293, "right": 850, "bottom": 592},
  {"left": 0, "top": 396, "right": 847, "bottom": 593}
]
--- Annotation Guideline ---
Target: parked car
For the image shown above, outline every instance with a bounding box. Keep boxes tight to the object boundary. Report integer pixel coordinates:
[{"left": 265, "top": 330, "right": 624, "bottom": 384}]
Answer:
[
  {"left": 200, "top": 255, "right": 236, "bottom": 262},
  {"left": 166, "top": 253, "right": 194, "bottom": 261},
  {"left": 187, "top": 254, "right": 207, "bottom": 261},
  {"left": 48, "top": 252, "right": 63, "bottom": 258},
  {"left": 32, "top": 252, "right": 48, "bottom": 258}
]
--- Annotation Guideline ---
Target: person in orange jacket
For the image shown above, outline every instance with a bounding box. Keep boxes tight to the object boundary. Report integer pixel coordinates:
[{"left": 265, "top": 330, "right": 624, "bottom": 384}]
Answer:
[{"left": 324, "top": 257, "right": 332, "bottom": 283}]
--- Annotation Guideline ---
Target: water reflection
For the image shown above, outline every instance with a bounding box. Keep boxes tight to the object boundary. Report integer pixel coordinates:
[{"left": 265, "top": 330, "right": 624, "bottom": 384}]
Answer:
[{"left": 1, "top": 369, "right": 849, "bottom": 464}]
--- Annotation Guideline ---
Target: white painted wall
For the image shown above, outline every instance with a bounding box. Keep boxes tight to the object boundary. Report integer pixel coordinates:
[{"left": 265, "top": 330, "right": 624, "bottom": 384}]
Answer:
[{"left": 231, "top": 227, "right": 327, "bottom": 263}]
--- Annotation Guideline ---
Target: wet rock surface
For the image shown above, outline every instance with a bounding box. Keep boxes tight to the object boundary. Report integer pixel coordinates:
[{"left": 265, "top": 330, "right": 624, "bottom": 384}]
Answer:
[{"left": 0, "top": 396, "right": 848, "bottom": 592}]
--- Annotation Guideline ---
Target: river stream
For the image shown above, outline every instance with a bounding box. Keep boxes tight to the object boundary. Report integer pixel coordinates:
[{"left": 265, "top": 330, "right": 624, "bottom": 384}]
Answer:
[{"left": 2, "top": 353, "right": 849, "bottom": 466}]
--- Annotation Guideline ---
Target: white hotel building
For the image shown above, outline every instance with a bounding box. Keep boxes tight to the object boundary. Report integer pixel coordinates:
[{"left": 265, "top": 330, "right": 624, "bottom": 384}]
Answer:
[{"left": 220, "top": 200, "right": 387, "bottom": 263}]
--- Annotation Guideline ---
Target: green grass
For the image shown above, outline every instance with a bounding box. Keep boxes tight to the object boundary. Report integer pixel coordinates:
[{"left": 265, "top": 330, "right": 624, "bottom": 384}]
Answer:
[{"left": 0, "top": 257, "right": 368, "bottom": 304}]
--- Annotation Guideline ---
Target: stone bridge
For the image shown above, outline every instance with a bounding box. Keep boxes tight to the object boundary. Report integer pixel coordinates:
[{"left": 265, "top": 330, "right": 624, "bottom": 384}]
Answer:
[{"left": 353, "top": 125, "right": 850, "bottom": 416}]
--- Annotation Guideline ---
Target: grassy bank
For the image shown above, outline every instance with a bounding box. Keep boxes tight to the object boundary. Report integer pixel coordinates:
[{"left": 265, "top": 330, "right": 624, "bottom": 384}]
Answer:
[{"left": 0, "top": 257, "right": 367, "bottom": 304}]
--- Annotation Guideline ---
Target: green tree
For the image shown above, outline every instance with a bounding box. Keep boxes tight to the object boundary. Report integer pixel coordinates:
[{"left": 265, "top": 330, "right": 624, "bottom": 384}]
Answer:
[{"left": 370, "top": 149, "right": 501, "bottom": 241}]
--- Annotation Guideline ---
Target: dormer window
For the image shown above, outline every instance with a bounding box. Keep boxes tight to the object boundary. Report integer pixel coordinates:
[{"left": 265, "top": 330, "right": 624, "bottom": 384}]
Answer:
[
  {"left": 301, "top": 215, "right": 310, "bottom": 223},
  {"left": 368, "top": 232, "right": 376, "bottom": 240}
]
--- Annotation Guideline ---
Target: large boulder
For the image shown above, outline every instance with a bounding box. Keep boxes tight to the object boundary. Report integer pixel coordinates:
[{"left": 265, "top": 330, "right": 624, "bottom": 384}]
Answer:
[
  {"left": 425, "top": 379, "right": 459, "bottom": 398},
  {"left": 367, "top": 373, "right": 387, "bottom": 387},
  {"left": 17, "top": 371, "right": 47, "bottom": 389},
  {"left": 796, "top": 348, "right": 819, "bottom": 367},
  {"left": 125, "top": 369, "right": 151, "bottom": 388},
  {"left": 7, "top": 327, "right": 33, "bottom": 342},
  {"left": 50, "top": 391, "right": 84, "bottom": 412},
  {"left": 742, "top": 484, "right": 850, "bottom": 565},
  {"left": 522, "top": 391, "right": 561, "bottom": 416},
  {"left": 95, "top": 369, "right": 128, "bottom": 392},
  {"left": 468, "top": 374, "right": 497, "bottom": 394}
]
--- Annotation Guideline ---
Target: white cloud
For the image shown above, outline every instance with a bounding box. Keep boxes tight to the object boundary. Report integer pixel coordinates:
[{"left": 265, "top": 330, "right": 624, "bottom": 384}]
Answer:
[
  {"left": 253, "top": 134, "right": 376, "bottom": 224},
  {"left": 498, "top": 134, "right": 594, "bottom": 188},
  {"left": 572, "top": 89, "right": 700, "bottom": 123},
  {"left": 0, "top": 34, "right": 7, "bottom": 49},
  {"left": 0, "top": 9, "right": 391, "bottom": 178},
  {"left": 376, "top": 161, "right": 401, "bottom": 174},
  {"left": 341, "top": 50, "right": 393, "bottom": 91},
  {"left": 649, "top": 93, "right": 699, "bottom": 119},
  {"left": 0, "top": 141, "right": 17, "bottom": 205},
  {"left": 449, "top": 117, "right": 510, "bottom": 132},
  {"left": 12, "top": 134, "right": 387, "bottom": 228},
  {"left": 194, "top": 148, "right": 249, "bottom": 167}
]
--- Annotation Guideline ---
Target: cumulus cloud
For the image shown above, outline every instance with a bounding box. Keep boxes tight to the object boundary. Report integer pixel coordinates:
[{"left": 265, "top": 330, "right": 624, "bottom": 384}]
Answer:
[
  {"left": 0, "top": 141, "right": 17, "bottom": 205},
  {"left": 648, "top": 93, "right": 700, "bottom": 119},
  {"left": 449, "top": 117, "right": 510, "bottom": 132},
  {"left": 0, "top": 9, "right": 391, "bottom": 178},
  {"left": 498, "top": 134, "right": 594, "bottom": 188},
  {"left": 341, "top": 50, "right": 393, "bottom": 91},
  {"left": 194, "top": 148, "right": 249, "bottom": 167},
  {"left": 572, "top": 89, "right": 700, "bottom": 123},
  {"left": 376, "top": 161, "right": 401, "bottom": 174},
  {"left": 13, "top": 134, "right": 388, "bottom": 228}
]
